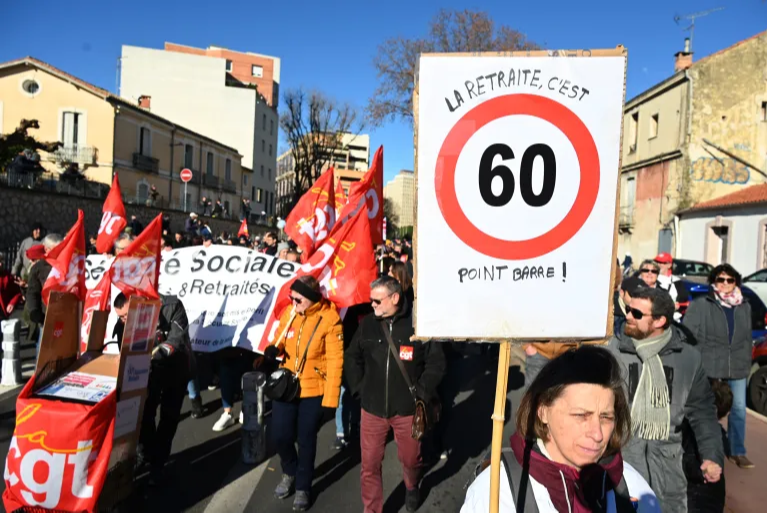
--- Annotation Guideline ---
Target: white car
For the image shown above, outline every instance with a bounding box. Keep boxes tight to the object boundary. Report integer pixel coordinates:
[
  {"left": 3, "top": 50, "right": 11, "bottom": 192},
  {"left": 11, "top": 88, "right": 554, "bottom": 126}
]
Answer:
[{"left": 744, "top": 269, "right": 767, "bottom": 308}]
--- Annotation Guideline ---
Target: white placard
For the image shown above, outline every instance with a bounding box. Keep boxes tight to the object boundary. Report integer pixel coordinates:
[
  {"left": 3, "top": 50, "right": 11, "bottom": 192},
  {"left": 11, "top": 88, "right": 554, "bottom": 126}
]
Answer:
[
  {"left": 114, "top": 396, "right": 142, "bottom": 438},
  {"left": 121, "top": 354, "right": 151, "bottom": 392},
  {"left": 416, "top": 52, "right": 625, "bottom": 340},
  {"left": 36, "top": 372, "right": 117, "bottom": 403}
]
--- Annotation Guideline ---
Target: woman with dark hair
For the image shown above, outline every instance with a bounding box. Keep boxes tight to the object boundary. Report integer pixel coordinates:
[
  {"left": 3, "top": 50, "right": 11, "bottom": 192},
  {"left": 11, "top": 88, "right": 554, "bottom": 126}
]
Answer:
[
  {"left": 463, "top": 345, "right": 659, "bottom": 512},
  {"left": 684, "top": 263, "right": 754, "bottom": 469},
  {"left": 262, "top": 275, "right": 344, "bottom": 511},
  {"left": 388, "top": 261, "right": 414, "bottom": 305}
]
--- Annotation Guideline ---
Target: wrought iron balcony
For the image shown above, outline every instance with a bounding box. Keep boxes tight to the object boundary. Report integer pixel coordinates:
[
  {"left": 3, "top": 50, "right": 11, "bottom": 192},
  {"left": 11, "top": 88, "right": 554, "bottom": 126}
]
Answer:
[
  {"left": 49, "top": 146, "right": 97, "bottom": 165},
  {"left": 203, "top": 174, "right": 219, "bottom": 188},
  {"left": 223, "top": 179, "right": 237, "bottom": 193},
  {"left": 133, "top": 153, "right": 159, "bottom": 173}
]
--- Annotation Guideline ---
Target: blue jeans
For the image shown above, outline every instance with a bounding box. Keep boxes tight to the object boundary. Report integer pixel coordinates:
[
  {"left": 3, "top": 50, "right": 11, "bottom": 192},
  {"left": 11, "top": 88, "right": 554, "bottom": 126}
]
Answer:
[
  {"left": 187, "top": 378, "right": 199, "bottom": 400},
  {"left": 335, "top": 385, "right": 346, "bottom": 437},
  {"left": 727, "top": 378, "right": 747, "bottom": 456},
  {"left": 272, "top": 396, "right": 324, "bottom": 492}
]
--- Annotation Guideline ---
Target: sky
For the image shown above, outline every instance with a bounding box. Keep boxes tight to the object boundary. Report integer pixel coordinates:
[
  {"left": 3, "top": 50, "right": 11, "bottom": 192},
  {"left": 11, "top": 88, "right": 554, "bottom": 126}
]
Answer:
[{"left": 1, "top": 0, "right": 765, "bottom": 185}]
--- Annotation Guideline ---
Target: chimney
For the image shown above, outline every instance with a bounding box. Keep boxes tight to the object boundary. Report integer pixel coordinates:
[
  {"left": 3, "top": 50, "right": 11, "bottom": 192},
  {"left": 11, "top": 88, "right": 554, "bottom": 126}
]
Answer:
[
  {"left": 674, "top": 38, "right": 693, "bottom": 72},
  {"left": 138, "top": 95, "right": 151, "bottom": 110}
]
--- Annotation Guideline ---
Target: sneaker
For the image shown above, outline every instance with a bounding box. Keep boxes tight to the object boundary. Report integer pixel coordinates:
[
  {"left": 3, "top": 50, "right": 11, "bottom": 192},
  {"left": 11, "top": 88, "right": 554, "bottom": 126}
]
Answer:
[
  {"left": 440, "top": 450, "right": 449, "bottom": 461},
  {"left": 730, "top": 455, "right": 755, "bottom": 469},
  {"left": 190, "top": 396, "right": 203, "bottom": 419},
  {"left": 331, "top": 436, "right": 347, "bottom": 450},
  {"left": 405, "top": 486, "right": 420, "bottom": 512},
  {"left": 239, "top": 411, "right": 244, "bottom": 424},
  {"left": 212, "top": 412, "right": 235, "bottom": 432},
  {"left": 293, "top": 490, "right": 311, "bottom": 511},
  {"left": 274, "top": 474, "right": 295, "bottom": 500}
]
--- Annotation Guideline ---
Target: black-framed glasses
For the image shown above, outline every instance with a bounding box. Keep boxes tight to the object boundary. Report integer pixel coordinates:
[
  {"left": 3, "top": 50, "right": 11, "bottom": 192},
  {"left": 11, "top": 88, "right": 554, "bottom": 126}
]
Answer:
[
  {"left": 716, "top": 277, "right": 736, "bottom": 284},
  {"left": 640, "top": 268, "right": 660, "bottom": 275},
  {"left": 626, "top": 307, "right": 649, "bottom": 320},
  {"left": 370, "top": 293, "right": 393, "bottom": 306},
  {"left": 289, "top": 295, "right": 303, "bottom": 303}
]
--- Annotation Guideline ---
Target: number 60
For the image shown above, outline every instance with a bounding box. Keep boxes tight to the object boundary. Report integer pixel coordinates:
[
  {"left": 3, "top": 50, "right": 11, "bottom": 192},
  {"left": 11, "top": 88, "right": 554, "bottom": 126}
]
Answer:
[{"left": 478, "top": 143, "right": 556, "bottom": 207}]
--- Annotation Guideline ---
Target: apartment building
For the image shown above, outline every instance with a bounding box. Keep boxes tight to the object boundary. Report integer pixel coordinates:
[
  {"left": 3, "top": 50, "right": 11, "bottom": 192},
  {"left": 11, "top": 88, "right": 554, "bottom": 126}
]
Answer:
[
  {"left": 119, "top": 43, "right": 280, "bottom": 220},
  {"left": 384, "top": 170, "right": 415, "bottom": 229},
  {"left": 276, "top": 133, "right": 369, "bottom": 217},
  {"left": 618, "top": 31, "right": 767, "bottom": 264},
  {"left": 0, "top": 57, "right": 245, "bottom": 214}
]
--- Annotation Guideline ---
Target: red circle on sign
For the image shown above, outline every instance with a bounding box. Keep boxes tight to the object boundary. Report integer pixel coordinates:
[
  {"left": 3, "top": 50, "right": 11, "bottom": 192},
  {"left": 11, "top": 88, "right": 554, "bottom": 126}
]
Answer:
[
  {"left": 180, "top": 168, "right": 193, "bottom": 183},
  {"left": 435, "top": 94, "right": 600, "bottom": 260}
]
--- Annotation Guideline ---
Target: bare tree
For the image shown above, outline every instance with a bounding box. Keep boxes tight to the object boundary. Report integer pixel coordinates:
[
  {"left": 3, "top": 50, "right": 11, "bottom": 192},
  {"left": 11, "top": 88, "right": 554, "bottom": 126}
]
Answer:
[
  {"left": 368, "top": 9, "right": 538, "bottom": 126},
  {"left": 280, "top": 89, "right": 361, "bottom": 209}
]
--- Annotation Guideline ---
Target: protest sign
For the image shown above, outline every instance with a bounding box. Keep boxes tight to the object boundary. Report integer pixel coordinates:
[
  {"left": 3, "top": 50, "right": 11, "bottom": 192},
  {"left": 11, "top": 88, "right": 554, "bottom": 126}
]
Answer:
[{"left": 414, "top": 49, "right": 627, "bottom": 341}]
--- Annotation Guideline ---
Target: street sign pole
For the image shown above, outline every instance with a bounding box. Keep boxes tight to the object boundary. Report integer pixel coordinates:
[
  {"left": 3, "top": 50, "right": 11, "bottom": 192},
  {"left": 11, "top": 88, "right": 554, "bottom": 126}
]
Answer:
[{"left": 184, "top": 182, "right": 188, "bottom": 212}]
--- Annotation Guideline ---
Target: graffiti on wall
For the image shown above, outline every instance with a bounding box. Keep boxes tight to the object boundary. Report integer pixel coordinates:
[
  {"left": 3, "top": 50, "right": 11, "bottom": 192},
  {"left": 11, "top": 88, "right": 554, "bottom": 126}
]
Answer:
[{"left": 690, "top": 157, "right": 750, "bottom": 185}]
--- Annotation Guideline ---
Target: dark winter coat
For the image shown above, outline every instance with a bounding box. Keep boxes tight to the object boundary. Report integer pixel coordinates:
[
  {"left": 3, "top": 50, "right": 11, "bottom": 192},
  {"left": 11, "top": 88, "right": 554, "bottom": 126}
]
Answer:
[
  {"left": 607, "top": 324, "right": 724, "bottom": 513},
  {"left": 682, "top": 420, "right": 726, "bottom": 513},
  {"left": 683, "top": 294, "right": 752, "bottom": 380},
  {"left": 26, "top": 259, "right": 52, "bottom": 324},
  {"left": 345, "top": 299, "right": 445, "bottom": 419}
]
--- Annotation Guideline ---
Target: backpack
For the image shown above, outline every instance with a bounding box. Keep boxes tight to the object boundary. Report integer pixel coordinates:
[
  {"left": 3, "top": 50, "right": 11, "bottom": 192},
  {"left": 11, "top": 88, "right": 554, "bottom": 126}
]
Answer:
[{"left": 468, "top": 448, "right": 637, "bottom": 513}]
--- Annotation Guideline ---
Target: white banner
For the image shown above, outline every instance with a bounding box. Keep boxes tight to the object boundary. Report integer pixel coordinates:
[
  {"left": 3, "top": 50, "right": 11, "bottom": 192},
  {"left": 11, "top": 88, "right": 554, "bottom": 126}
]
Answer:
[
  {"left": 416, "top": 51, "right": 626, "bottom": 340},
  {"left": 85, "top": 246, "right": 298, "bottom": 352}
]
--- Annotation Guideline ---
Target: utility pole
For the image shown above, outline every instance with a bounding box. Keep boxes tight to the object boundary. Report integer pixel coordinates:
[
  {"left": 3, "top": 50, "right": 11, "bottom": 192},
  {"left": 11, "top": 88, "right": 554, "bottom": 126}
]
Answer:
[{"left": 674, "top": 7, "right": 725, "bottom": 53}]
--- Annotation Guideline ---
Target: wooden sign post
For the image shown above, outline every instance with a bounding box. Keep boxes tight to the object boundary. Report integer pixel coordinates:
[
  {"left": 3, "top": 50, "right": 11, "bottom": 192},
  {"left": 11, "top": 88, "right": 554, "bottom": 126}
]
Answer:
[{"left": 489, "top": 341, "right": 512, "bottom": 513}]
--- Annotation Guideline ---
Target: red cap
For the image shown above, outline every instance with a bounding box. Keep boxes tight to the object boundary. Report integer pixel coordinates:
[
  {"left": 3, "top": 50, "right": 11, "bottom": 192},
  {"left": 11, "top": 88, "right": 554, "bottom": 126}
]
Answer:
[
  {"left": 25, "top": 244, "right": 46, "bottom": 260},
  {"left": 654, "top": 252, "right": 673, "bottom": 264}
]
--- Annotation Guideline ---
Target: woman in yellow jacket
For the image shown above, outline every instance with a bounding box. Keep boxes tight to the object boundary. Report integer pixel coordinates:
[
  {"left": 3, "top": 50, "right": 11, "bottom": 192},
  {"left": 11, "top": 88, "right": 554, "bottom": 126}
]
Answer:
[{"left": 264, "top": 275, "right": 343, "bottom": 511}]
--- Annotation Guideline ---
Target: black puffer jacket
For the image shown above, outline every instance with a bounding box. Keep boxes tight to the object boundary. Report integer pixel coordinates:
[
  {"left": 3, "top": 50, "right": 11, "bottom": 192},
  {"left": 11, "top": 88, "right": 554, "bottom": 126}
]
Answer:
[
  {"left": 345, "top": 299, "right": 445, "bottom": 418},
  {"left": 26, "top": 259, "right": 52, "bottom": 324},
  {"left": 683, "top": 293, "right": 752, "bottom": 379}
]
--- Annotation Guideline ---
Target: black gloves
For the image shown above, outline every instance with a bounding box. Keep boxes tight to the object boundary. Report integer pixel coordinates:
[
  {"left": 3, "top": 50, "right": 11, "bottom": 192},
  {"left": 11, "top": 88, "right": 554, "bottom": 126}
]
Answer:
[
  {"left": 152, "top": 342, "right": 175, "bottom": 363},
  {"left": 263, "top": 345, "right": 280, "bottom": 362}
]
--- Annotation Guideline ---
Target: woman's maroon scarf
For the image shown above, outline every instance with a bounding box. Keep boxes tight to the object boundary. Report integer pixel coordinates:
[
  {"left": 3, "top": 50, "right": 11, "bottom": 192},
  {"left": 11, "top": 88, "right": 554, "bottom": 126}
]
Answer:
[{"left": 509, "top": 433, "right": 624, "bottom": 513}]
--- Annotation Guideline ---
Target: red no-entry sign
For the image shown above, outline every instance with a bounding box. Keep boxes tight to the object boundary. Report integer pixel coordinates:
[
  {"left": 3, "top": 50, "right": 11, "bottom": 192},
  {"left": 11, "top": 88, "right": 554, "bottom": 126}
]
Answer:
[{"left": 180, "top": 168, "right": 193, "bottom": 183}]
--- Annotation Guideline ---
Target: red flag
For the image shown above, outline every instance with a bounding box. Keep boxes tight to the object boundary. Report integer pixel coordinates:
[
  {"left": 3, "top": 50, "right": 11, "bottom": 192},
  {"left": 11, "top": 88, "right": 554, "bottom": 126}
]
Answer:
[
  {"left": 110, "top": 214, "right": 162, "bottom": 299},
  {"left": 42, "top": 210, "right": 86, "bottom": 305},
  {"left": 96, "top": 174, "right": 127, "bottom": 254},
  {"left": 80, "top": 273, "right": 112, "bottom": 353},
  {"left": 338, "top": 146, "right": 383, "bottom": 244},
  {"left": 334, "top": 179, "right": 347, "bottom": 218},
  {"left": 238, "top": 219, "right": 249, "bottom": 238},
  {"left": 285, "top": 167, "right": 336, "bottom": 261},
  {"left": 258, "top": 205, "right": 377, "bottom": 352}
]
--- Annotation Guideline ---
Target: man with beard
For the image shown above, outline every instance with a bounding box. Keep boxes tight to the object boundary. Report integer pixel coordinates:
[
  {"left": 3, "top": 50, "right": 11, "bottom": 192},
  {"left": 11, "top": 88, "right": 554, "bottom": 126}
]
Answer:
[{"left": 608, "top": 287, "right": 724, "bottom": 513}]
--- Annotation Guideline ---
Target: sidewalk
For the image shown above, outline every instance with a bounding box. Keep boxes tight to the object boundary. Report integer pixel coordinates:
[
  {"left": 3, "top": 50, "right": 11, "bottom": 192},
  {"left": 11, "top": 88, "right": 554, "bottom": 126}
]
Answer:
[{"left": 725, "top": 410, "right": 767, "bottom": 512}]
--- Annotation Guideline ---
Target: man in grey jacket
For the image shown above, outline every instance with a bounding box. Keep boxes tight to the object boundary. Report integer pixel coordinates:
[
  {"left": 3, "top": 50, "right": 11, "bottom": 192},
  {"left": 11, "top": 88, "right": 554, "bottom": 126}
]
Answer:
[
  {"left": 608, "top": 287, "right": 723, "bottom": 513},
  {"left": 12, "top": 222, "right": 44, "bottom": 281}
]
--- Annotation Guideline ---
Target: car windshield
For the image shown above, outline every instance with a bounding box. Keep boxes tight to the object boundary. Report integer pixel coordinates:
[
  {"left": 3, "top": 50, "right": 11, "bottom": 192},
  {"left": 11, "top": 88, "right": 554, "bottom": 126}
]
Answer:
[{"left": 673, "top": 260, "right": 714, "bottom": 277}]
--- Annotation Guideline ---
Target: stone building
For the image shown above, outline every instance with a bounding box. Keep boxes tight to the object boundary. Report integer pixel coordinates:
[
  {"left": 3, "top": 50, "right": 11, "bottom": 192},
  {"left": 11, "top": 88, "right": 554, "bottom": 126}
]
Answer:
[
  {"left": 618, "top": 30, "right": 767, "bottom": 263},
  {"left": 384, "top": 170, "right": 415, "bottom": 229}
]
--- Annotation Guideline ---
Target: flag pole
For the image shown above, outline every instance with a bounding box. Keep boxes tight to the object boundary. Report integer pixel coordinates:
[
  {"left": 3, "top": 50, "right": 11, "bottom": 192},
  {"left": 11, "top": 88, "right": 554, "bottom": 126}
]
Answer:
[{"left": 489, "top": 341, "right": 511, "bottom": 513}]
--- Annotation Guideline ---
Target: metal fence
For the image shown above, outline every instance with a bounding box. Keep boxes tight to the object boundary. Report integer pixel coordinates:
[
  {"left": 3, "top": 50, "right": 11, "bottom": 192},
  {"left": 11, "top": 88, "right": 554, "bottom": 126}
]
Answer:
[{"left": 0, "top": 170, "right": 109, "bottom": 200}]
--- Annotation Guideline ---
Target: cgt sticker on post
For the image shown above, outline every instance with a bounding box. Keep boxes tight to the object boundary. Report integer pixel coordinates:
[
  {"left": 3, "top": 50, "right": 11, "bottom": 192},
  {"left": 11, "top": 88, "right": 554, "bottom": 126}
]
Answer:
[{"left": 399, "top": 346, "right": 414, "bottom": 361}]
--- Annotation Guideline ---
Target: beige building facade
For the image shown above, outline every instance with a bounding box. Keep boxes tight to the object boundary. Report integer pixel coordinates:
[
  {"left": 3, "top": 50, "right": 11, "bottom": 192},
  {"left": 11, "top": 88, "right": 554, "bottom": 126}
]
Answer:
[
  {"left": 0, "top": 57, "right": 245, "bottom": 215},
  {"left": 384, "top": 170, "right": 415, "bottom": 229},
  {"left": 618, "top": 31, "right": 767, "bottom": 264}
]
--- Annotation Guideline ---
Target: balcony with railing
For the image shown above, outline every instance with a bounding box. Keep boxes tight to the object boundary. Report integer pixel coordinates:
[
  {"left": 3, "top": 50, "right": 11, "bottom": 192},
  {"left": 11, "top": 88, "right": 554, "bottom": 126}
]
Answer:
[
  {"left": 223, "top": 179, "right": 237, "bottom": 193},
  {"left": 619, "top": 206, "right": 634, "bottom": 230},
  {"left": 48, "top": 146, "right": 97, "bottom": 166},
  {"left": 133, "top": 153, "right": 159, "bottom": 173},
  {"left": 203, "top": 174, "right": 219, "bottom": 188}
]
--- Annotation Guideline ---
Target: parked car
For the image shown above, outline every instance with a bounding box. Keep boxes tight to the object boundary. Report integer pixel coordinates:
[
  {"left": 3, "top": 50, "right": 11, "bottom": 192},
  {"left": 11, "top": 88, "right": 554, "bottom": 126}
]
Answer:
[
  {"left": 672, "top": 259, "right": 714, "bottom": 284},
  {"left": 750, "top": 336, "right": 767, "bottom": 416},
  {"left": 744, "top": 269, "right": 767, "bottom": 308}
]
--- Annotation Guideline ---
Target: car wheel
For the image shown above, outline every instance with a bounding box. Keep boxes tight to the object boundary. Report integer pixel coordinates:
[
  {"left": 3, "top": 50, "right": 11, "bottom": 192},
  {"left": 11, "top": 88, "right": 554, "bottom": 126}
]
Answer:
[{"left": 748, "top": 366, "right": 767, "bottom": 416}]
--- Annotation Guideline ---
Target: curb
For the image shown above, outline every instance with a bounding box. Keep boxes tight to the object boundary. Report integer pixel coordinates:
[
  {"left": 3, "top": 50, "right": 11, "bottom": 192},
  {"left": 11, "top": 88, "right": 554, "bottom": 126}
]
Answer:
[{"left": 747, "top": 408, "right": 767, "bottom": 424}]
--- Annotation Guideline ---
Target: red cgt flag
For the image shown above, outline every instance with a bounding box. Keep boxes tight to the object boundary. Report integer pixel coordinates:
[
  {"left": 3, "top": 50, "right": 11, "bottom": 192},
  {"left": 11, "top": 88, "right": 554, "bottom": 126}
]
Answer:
[
  {"left": 42, "top": 210, "right": 86, "bottom": 305},
  {"left": 80, "top": 272, "right": 112, "bottom": 353},
  {"left": 338, "top": 146, "right": 384, "bottom": 244},
  {"left": 238, "top": 219, "right": 249, "bottom": 238},
  {"left": 334, "top": 178, "right": 347, "bottom": 218},
  {"left": 96, "top": 174, "right": 127, "bottom": 254},
  {"left": 285, "top": 167, "right": 336, "bottom": 261},
  {"left": 110, "top": 214, "right": 162, "bottom": 299},
  {"left": 258, "top": 205, "right": 377, "bottom": 352}
]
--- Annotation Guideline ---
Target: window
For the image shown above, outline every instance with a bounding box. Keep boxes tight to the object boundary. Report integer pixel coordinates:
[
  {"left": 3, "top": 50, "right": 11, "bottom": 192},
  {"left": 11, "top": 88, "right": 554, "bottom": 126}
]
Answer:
[
  {"left": 269, "top": 144, "right": 272, "bottom": 157},
  {"left": 746, "top": 270, "right": 767, "bottom": 283},
  {"left": 260, "top": 165, "right": 264, "bottom": 177},
  {"left": 206, "top": 152, "right": 214, "bottom": 176},
  {"left": 270, "top": 119, "right": 274, "bottom": 135},
  {"left": 629, "top": 112, "right": 638, "bottom": 151},
  {"left": 224, "top": 200, "right": 230, "bottom": 216},
  {"left": 649, "top": 114, "right": 659, "bottom": 139},
  {"left": 225, "top": 60, "right": 233, "bottom": 72},
  {"left": 268, "top": 168, "right": 272, "bottom": 180},
  {"left": 21, "top": 79, "right": 40, "bottom": 96},
  {"left": 137, "top": 182, "right": 149, "bottom": 203},
  {"left": 184, "top": 144, "right": 194, "bottom": 168},
  {"left": 262, "top": 114, "right": 266, "bottom": 130},
  {"left": 713, "top": 226, "right": 729, "bottom": 264},
  {"left": 252, "top": 65, "right": 263, "bottom": 78},
  {"left": 256, "top": 188, "right": 263, "bottom": 203},
  {"left": 62, "top": 112, "right": 81, "bottom": 148},
  {"left": 261, "top": 139, "right": 265, "bottom": 152},
  {"left": 243, "top": 174, "right": 249, "bottom": 186},
  {"left": 762, "top": 101, "right": 767, "bottom": 122},
  {"left": 251, "top": 186, "right": 256, "bottom": 202},
  {"left": 225, "top": 158, "right": 232, "bottom": 181},
  {"left": 140, "top": 127, "right": 151, "bottom": 156}
]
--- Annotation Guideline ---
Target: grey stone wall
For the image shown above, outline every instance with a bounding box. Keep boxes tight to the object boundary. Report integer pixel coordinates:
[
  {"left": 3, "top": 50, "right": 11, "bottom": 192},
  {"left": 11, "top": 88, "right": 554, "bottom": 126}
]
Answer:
[{"left": 0, "top": 187, "right": 270, "bottom": 249}]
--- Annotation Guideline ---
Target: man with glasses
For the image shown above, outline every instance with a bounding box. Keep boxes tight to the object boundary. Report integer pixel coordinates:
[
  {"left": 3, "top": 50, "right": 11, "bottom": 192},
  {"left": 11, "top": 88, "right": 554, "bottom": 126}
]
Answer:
[
  {"left": 114, "top": 232, "right": 133, "bottom": 255},
  {"left": 608, "top": 287, "right": 724, "bottom": 513},
  {"left": 345, "top": 276, "right": 445, "bottom": 513}
]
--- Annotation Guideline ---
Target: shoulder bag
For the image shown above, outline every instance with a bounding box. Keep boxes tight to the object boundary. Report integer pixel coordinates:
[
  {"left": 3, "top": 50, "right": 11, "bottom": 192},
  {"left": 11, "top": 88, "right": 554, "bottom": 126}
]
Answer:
[
  {"left": 264, "top": 317, "right": 322, "bottom": 402},
  {"left": 380, "top": 321, "right": 441, "bottom": 441}
]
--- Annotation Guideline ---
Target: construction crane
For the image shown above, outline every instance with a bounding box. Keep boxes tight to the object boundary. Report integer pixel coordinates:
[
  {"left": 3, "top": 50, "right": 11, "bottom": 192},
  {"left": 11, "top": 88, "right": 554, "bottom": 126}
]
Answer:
[{"left": 674, "top": 7, "right": 725, "bottom": 53}]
